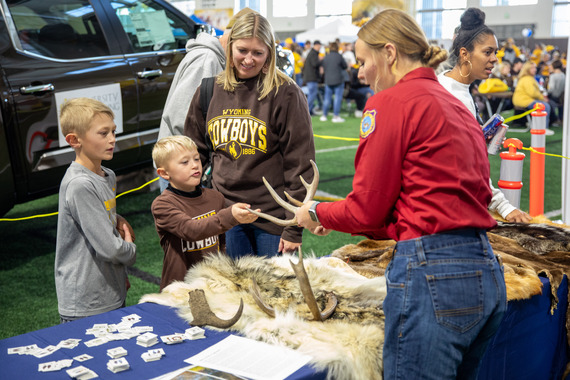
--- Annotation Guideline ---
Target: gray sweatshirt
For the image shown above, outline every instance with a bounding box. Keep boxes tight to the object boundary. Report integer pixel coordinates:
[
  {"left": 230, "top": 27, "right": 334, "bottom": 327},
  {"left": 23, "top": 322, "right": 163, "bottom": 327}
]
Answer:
[
  {"left": 158, "top": 32, "right": 226, "bottom": 140},
  {"left": 55, "top": 162, "right": 136, "bottom": 317}
]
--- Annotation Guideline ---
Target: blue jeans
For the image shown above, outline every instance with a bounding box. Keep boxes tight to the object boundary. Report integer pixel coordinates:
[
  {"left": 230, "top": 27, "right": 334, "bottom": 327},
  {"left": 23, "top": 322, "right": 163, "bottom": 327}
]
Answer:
[
  {"left": 383, "top": 228, "right": 506, "bottom": 380},
  {"left": 225, "top": 224, "right": 281, "bottom": 259},
  {"left": 322, "top": 83, "right": 344, "bottom": 117},
  {"left": 306, "top": 81, "right": 319, "bottom": 115},
  {"left": 528, "top": 100, "right": 551, "bottom": 127}
]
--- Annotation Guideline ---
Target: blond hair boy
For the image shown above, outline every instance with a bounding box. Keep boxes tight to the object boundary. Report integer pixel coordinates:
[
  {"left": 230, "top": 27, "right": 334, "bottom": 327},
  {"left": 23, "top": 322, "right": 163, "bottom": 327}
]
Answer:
[
  {"left": 151, "top": 135, "right": 257, "bottom": 290},
  {"left": 55, "top": 97, "right": 136, "bottom": 323}
]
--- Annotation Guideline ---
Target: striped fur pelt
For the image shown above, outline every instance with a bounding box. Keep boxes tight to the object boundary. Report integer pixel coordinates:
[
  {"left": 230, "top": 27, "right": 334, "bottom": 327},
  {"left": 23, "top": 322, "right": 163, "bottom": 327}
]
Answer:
[{"left": 140, "top": 253, "right": 386, "bottom": 380}]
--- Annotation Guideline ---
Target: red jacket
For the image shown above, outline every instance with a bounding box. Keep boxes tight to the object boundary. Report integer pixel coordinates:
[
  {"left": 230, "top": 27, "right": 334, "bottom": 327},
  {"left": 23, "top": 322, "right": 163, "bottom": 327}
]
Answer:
[{"left": 318, "top": 67, "right": 496, "bottom": 241}]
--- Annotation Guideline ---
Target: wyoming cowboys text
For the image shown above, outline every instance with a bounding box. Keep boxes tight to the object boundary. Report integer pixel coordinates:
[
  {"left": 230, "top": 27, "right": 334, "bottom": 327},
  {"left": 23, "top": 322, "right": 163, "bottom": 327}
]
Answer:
[
  {"left": 207, "top": 110, "right": 267, "bottom": 158},
  {"left": 181, "top": 210, "right": 218, "bottom": 252}
]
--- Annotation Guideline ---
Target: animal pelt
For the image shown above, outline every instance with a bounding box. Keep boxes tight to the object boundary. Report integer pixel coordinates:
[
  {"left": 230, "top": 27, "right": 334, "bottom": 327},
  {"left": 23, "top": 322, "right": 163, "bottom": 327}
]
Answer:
[{"left": 140, "top": 253, "right": 387, "bottom": 380}]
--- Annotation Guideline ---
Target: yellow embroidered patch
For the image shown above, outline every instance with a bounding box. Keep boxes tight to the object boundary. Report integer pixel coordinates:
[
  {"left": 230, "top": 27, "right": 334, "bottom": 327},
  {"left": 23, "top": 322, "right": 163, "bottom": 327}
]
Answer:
[{"left": 360, "top": 110, "right": 376, "bottom": 139}]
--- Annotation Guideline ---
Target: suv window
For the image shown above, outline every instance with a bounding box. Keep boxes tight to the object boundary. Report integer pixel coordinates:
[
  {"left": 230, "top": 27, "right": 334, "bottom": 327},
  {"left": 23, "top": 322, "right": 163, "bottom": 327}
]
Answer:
[
  {"left": 112, "top": 0, "right": 192, "bottom": 53},
  {"left": 8, "top": 0, "right": 110, "bottom": 59}
]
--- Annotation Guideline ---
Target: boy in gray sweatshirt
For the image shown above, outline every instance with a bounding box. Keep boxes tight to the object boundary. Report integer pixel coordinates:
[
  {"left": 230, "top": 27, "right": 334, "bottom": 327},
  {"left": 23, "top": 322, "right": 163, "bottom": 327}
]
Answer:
[{"left": 55, "top": 98, "right": 136, "bottom": 323}]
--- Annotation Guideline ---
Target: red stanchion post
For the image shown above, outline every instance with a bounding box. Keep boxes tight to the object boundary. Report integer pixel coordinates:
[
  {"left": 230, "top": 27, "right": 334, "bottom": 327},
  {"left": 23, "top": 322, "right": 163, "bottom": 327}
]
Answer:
[
  {"left": 498, "top": 138, "right": 525, "bottom": 209},
  {"left": 529, "top": 103, "right": 547, "bottom": 216}
]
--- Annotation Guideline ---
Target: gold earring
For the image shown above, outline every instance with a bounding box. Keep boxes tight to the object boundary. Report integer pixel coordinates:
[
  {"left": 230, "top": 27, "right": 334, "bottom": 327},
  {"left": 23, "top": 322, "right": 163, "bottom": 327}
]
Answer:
[{"left": 459, "top": 60, "right": 472, "bottom": 78}]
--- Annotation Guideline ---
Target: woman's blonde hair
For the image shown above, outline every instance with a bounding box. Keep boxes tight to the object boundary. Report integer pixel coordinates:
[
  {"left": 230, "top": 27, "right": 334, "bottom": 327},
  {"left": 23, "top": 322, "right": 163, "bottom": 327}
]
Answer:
[
  {"left": 357, "top": 9, "right": 447, "bottom": 70},
  {"left": 152, "top": 135, "right": 197, "bottom": 169},
  {"left": 518, "top": 61, "right": 536, "bottom": 78},
  {"left": 218, "top": 12, "right": 293, "bottom": 100},
  {"left": 60, "top": 97, "right": 114, "bottom": 137}
]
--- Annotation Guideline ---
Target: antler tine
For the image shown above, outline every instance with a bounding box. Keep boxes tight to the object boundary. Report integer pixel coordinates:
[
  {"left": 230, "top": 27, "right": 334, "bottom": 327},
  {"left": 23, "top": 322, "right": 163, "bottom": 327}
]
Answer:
[
  {"left": 249, "top": 279, "right": 276, "bottom": 318},
  {"left": 246, "top": 208, "right": 297, "bottom": 227},
  {"left": 261, "top": 177, "right": 298, "bottom": 214},
  {"left": 246, "top": 160, "right": 320, "bottom": 227},
  {"left": 188, "top": 289, "right": 243, "bottom": 328},
  {"left": 289, "top": 248, "right": 337, "bottom": 322},
  {"left": 284, "top": 191, "right": 304, "bottom": 207},
  {"left": 302, "top": 160, "right": 320, "bottom": 203}
]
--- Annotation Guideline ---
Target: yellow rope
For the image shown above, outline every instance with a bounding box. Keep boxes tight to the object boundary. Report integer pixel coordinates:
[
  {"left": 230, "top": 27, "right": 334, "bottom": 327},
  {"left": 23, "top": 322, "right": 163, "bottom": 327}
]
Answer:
[
  {"left": 503, "top": 108, "right": 536, "bottom": 124},
  {"left": 0, "top": 177, "right": 159, "bottom": 222},
  {"left": 313, "top": 134, "right": 360, "bottom": 142},
  {"left": 516, "top": 145, "right": 570, "bottom": 160}
]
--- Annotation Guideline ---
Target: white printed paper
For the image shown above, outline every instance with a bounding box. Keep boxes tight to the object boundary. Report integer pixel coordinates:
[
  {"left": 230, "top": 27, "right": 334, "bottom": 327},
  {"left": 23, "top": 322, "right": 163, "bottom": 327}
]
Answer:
[{"left": 185, "top": 335, "right": 312, "bottom": 380}]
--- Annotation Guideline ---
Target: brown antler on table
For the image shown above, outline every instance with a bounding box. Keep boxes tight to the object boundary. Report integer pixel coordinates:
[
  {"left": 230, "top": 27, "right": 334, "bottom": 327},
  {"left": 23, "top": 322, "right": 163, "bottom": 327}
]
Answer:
[
  {"left": 188, "top": 289, "right": 243, "bottom": 328},
  {"left": 249, "top": 248, "right": 338, "bottom": 321},
  {"left": 247, "top": 160, "right": 319, "bottom": 226},
  {"left": 250, "top": 279, "right": 276, "bottom": 318}
]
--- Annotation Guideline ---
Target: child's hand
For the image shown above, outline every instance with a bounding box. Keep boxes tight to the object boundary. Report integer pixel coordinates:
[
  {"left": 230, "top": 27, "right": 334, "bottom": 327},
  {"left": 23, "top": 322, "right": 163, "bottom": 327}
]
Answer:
[
  {"left": 232, "top": 203, "right": 259, "bottom": 224},
  {"left": 117, "top": 216, "right": 135, "bottom": 243}
]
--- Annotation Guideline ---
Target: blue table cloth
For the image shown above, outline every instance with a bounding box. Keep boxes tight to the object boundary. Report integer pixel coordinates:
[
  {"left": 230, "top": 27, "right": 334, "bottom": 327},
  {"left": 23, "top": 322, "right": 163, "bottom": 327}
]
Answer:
[
  {"left": 0, "top": 303, "right": 327, "bottom": 380},
  {"left": 478, "top": 275, "right": 569, "bottom": 380}
]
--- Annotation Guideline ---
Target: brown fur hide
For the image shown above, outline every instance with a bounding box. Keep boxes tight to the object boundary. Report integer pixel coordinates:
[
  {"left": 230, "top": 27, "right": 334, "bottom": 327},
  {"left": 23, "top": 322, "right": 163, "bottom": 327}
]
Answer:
[{"left": 140, "top": 253, "right": 387, "bottom": 380}]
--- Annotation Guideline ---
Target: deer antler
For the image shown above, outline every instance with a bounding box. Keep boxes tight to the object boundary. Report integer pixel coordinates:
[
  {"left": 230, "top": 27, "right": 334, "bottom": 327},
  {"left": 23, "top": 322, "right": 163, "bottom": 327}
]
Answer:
[
  {"left": 248, "top": 249, "right": 338, "bottom": 321},
  {"left": 188, "top": 289, "right": 243, "bottom": 328},
  {"left": 249, "top": 279, "right": 276, "bottom": 318},
  {"left": 247, "top": 160, "right": 319, "bottom": 226},
  {"left": 290, "top": 248, "right": 337, "bottom": 321}
]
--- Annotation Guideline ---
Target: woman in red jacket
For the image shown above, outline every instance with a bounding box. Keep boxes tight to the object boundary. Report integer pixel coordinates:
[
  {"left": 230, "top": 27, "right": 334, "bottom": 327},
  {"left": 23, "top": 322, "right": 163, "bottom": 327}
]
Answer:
[{"left": 296, "top": 9, "right": 506, "bottom": 379}]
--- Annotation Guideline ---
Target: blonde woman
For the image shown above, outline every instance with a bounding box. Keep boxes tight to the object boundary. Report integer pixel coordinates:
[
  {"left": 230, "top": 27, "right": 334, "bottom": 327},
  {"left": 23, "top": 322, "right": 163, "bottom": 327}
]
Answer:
[
  {"left": 296, "top": 9, "right": 506, "bottom": 379},
  {"left": 184, "top": 12, "right": 315, "bottom": 258},
  {"left": 513, "top": 61, "right": 554, "bottom": 133}
]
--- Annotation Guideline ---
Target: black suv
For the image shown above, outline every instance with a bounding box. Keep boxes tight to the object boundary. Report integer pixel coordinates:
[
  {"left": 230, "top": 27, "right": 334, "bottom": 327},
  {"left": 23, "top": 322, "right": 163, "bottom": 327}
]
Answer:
[{"left": 0, "top": 0, "right": 198, "bottom": 215}]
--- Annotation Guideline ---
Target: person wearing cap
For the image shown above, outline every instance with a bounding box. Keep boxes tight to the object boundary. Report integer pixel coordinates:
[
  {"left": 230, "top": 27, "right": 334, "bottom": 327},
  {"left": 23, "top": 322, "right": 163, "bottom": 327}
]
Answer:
[
  {"left": 184, "top": 12, "right": 315, "bottom": 258},
  {"left": 302, "top": 40, "right": 323, "bottom": 115},
  {"left": 156, "top": 8, "right": 257, "bottom": 192}
]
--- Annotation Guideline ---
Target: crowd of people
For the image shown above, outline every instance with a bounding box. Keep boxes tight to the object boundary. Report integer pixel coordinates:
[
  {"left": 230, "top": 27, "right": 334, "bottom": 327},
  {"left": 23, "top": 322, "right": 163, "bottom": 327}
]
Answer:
[
  {"left": 278, "top": 26, "right": 566, "bottom": 132},
  {"left": 53, "top": 6, "right": 565, "bottom": 379}
]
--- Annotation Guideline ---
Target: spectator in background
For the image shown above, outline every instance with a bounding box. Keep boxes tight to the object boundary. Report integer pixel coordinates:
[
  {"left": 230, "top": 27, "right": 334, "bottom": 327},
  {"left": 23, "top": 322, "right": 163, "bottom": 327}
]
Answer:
[
  {"left": 344, "top": 64, "right": 374, "bottom": 118},
  {"left": 513, "top": 61, "right": 554, "bottom": 133},
  {"left": 292, "top": 42, "right": 304, "bottom": 86},
  {"left": 342, "top": 42, "right": 357, "bottom": 67},
  {"left": 511, "top": 56, "right": 524, "bottom": 86},
  {"left": 302, "top": 40, "right": 323, "bottom": 116},
  {"left": 302, "top": 40, "right": 312, "bottom": 60},
  {"left": 548, "top": 59, "right": 565, "bottom": 126},
  {"left": 320, "top": 42, "right": 348, "bottom": 123}
]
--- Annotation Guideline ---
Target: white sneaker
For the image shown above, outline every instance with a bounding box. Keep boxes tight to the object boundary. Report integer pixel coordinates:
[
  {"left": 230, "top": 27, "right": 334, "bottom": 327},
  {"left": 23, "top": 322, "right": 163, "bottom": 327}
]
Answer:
[
  {"left": 332, "top": 116, "right": 345, "bottom": 123},
  {"left": 354, "top": 110, "right": 363, "bottom": 118},
  {"left": 544, "top": 128, "right": 555, "bottom": 136},
  {"left": 319, "top": 115, "right": 327, "bottom": 122}
]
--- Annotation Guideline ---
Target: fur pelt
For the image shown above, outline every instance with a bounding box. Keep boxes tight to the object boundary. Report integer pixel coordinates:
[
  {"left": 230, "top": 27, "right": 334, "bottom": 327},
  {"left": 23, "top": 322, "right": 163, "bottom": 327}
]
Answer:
[{"left": 140, "top": 253, "right": 387, "bottom": 380}]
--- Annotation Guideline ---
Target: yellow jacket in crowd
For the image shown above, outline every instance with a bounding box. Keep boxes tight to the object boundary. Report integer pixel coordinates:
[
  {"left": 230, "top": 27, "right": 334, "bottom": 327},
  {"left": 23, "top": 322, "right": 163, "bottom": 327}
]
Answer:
[{"left": 512, "top": 75, "right": 544, "bottom": 108}]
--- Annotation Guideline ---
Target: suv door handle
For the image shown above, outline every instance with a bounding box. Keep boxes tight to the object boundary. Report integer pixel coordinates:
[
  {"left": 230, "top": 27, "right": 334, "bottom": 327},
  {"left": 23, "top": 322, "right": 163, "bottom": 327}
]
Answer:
[
  {"left": 19, "top": 84, "right": 55, "bottom": 94},
  {"left": 137, "top": 69, "right": 162, "bottom": 79}
]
